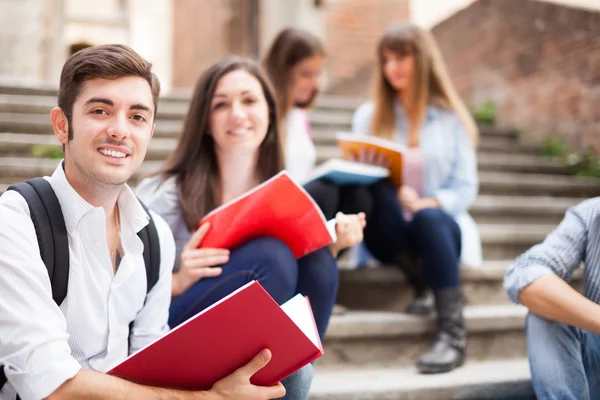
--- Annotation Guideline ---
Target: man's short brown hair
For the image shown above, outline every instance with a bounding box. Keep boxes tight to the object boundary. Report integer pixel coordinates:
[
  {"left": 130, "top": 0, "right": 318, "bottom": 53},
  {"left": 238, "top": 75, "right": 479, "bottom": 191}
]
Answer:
[{"left": 57, "top": 44, "right": 161, "bottom": 139}]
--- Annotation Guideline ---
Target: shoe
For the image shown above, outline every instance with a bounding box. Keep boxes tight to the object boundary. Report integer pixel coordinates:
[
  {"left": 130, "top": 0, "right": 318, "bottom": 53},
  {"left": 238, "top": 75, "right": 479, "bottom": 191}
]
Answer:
[{"left": 417, "top": 288, "right": 466, "bottom": 374}]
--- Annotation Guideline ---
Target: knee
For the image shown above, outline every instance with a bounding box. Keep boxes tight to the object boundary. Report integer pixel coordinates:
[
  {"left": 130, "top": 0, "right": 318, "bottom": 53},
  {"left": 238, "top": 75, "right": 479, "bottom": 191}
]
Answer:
[
  {"left": 281, "top": 363, "right": 313, "bottom": 399},
  {"left": 305, "top": 248, "right": 339, "bottom": 290},
  {"left": 234, "top": 237, "right": 297, "bottom": 283},
  {"left": 412, "top": 208, "right": 446, "bottom": 228}
]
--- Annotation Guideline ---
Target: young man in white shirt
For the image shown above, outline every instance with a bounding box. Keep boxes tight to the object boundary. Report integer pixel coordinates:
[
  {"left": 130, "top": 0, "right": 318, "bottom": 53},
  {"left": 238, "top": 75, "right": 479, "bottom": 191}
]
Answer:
[{"left": 0, "top": 44, "right": 290, "bottom": 400}]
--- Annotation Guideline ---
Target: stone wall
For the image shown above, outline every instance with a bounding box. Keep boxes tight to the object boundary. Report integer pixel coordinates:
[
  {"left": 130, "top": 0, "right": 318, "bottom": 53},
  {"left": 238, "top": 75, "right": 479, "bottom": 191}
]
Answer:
[
  {"left": 323, "top": 0, "right": 410, "bottom": 96},
  {"left": 433, "top": 0, "right": 600, "bottom": 151}
]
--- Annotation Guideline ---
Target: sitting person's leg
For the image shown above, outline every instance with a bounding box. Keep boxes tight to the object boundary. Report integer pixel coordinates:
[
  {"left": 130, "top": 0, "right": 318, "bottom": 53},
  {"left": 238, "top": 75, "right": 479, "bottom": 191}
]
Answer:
[
  {"left": 296, "top": 247, "right": 339, "bottom": 340},
  {"left": 279, "top": 363, "right": 313, "bottom": 400},
  {"left": 363, "top": 180, "right": 411, "bottom": 264},
  {"left": 304, "top": 179, "right": 340, "bottom": 220},
  {"left": 339, "top": 185, "right": 374, "bottom": 218},
  {"left": 408, "top": 208, "right": 464, "bottom": 373},
  {"left": 583, "top": 329, "right": 600, "bottom": 398},
  {"left": 526, "top": 313, "right": 593, "bottom": 399},
  {"left": 169, "top": 237, "right": 299, "bottom": 328}
]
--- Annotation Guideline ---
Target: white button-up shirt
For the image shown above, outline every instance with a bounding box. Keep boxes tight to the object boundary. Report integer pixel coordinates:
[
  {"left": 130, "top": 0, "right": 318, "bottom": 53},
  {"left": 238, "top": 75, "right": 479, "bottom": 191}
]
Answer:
[{"left": 0, "top": 162, "right": 175, "bottom": 400}]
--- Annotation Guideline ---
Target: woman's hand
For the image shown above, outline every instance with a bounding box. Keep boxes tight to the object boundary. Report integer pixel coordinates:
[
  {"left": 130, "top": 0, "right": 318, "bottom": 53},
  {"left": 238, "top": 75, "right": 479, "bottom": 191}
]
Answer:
[
  {"left": 172, "top": 222, "right": 230, "bottom": 297},
  {"left": 328, "top": 212, "right": 367, "bottom": 258},
  {"left": 398, "top": 185, "right": 439, "bottom": 213},
  {"left": 346, "top": 148, "right": 390, "bottom": 168}
]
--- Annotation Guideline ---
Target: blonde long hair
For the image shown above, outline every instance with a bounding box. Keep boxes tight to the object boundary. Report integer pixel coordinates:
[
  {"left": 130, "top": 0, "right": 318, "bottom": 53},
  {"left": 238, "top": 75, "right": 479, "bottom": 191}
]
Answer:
[{"left": 371, "top": 22, "right": 478, "bottom": 147}]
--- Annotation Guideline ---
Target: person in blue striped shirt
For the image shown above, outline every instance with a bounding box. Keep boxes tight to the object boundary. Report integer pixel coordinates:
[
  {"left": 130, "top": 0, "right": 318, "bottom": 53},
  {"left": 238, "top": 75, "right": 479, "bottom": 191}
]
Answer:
[{"left": 504, "top": 197, "right": 600, "bottom": 399}]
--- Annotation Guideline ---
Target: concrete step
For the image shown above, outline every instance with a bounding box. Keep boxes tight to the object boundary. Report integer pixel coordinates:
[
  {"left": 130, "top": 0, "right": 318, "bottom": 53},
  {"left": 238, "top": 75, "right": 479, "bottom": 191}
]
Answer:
[
  {"left": 471, "top": 194, "right": 582, "bottom": 224},
  {"left": 0, "top": 94, "right": 189, "bottom": 120},
  {"left": 0, "top": 113, "right": 183, "bottom": 137},
  {"left": 479, "top": 170, "right": 600, "bottom": 197},
  {"left": 310, "top": 359, "right": 533, "bottom": 400},
  {"left": 336, "top": 261, "right": 584, "bottom": 312},
  {"left": 320, "top": 304, "right": 528, "bottom": 369},
  {"left": 479, "top": 223, "right": 556, "bottom": 260}
]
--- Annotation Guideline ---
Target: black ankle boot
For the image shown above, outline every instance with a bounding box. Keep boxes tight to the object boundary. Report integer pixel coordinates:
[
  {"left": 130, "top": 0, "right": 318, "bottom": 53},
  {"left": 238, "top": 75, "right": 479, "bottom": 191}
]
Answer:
[
  {"left": 397, "top": 253, "right": 434, "bottom": 316},
  {"left": 405, "top": 287, "right": 434, "bottom": 315},
  {"left": 417, "top": 288, "right": 466, "bottom": 374}
]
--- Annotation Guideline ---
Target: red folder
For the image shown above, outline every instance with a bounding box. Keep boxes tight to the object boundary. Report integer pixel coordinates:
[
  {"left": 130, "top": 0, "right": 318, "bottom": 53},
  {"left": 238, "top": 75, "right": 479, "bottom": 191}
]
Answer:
[
  {"left": 108, "top": 281, "right": 323, "bottom": 389},
  {"left": 199, "top": 171, "right": 335, "bottom": 258}
]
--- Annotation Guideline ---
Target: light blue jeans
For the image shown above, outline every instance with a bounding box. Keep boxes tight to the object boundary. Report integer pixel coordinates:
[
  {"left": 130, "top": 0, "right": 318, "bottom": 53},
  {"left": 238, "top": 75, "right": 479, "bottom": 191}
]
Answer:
[
  {"left": 527, "top": 313, "right": 600, "bottom": 399},
  {"left": 279, "top": 363, "right": 313, "bottom": 400}
]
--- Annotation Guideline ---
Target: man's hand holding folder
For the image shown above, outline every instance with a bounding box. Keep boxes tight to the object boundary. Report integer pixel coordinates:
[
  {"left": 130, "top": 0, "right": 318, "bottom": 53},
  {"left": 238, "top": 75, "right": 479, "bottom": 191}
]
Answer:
[{"left": 210, "top": 349, "right": 286, "bottom": 399}]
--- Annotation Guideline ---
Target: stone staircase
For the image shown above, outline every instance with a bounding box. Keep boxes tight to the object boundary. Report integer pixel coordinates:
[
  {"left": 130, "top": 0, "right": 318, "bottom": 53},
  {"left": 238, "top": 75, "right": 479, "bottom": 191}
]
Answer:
[{"left": 0, "top": 84, "right": 599, "bottom": 399}]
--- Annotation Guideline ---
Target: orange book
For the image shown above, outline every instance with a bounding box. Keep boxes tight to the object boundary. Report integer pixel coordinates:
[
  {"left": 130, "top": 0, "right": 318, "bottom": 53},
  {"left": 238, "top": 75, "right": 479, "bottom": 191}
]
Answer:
[
  {"left": 108, "top": 281, "right": 323, "bottom": 389},
  {"left": 199, "top": 171, "right": 336, "bottom": 258},
  {"left": 337, "top": 132, "right": 407, "bottom": 187}
]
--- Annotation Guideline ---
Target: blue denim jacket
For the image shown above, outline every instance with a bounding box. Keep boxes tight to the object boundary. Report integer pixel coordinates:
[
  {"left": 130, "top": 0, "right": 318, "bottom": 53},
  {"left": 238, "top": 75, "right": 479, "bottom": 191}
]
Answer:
[{"left": 352, "top": 101, "right": 482, "bottom": 266}]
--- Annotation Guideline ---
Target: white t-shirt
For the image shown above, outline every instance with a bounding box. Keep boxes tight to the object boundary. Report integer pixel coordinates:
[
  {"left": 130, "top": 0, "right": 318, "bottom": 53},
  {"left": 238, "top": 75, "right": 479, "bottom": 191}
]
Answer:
[{"left": 284, "top": 108, "right": 317, "bottom": 184}]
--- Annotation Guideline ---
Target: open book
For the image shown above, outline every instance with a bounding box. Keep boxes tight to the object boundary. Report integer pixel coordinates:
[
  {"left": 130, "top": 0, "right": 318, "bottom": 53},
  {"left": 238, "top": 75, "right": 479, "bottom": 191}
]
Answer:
[
  {"left": 199, "top": 171, "right": 336, "bottom": 258},
  {"left": 304, "top": 158, "right": 389, "bottom": 186},
  {"left": 108, "top": 281, "right": 323, "bottom": 389},
  {"left": 337, "top": 132, "right": 407, "bottom": 187}
]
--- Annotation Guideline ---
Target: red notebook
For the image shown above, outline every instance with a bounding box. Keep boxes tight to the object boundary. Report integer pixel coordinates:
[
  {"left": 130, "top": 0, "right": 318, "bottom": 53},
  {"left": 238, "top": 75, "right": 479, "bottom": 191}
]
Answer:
[
  {"left": 108, "top": 281, "right": 323, "bottom": 389},
  {"left": 199, "top": 171, "right": 335, "bottom": 258}
]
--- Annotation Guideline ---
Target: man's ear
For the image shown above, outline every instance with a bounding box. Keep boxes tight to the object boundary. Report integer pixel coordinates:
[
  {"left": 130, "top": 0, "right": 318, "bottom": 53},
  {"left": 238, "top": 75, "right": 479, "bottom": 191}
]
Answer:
[{"left": 50, "top": 107, "right": 69, "bottom": 144}]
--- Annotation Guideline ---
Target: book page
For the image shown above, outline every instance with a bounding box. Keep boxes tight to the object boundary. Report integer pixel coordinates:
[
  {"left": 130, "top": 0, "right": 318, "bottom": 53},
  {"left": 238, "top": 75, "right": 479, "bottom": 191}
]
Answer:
[{"left": 280, "top": 294, "right": 320, "bottom": 348}]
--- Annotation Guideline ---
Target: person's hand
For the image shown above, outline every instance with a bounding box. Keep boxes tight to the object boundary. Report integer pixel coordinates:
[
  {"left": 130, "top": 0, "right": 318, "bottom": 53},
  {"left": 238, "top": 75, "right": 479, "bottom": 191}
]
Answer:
[
  {"left": 398, "top": 186, "right": 439, "bottom": 214},
  {"left": 328, "top": 212, "right": 366, "bottom": 258},
  {"left": 398, "top": 185, "right": 420, "bottom": 212},
  {"left": 346, "top": 148, "right": 390, "bottom": 168},
  {"left": 210, "top": 349, "right": 286, "bottom": 400},
  {"left": 172, "top": 222, "right": 229, "bottom": 297}
]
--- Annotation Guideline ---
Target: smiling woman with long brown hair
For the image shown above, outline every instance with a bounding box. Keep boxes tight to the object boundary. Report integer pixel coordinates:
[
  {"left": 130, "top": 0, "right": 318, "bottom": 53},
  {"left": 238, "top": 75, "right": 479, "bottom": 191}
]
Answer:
[{"left": 352, "top": 21, "right": 482, "bottom": 374}]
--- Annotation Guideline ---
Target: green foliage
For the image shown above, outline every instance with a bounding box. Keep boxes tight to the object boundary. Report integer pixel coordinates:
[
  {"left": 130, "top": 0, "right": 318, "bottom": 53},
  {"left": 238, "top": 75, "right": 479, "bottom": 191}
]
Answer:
[
  {"left": 31, "top": 144, "right": 63, "bottom": 159},
  {"left": 573, "top": 149, "right": 600, "bottom": 179},
  {"left": 472, "top": 101, "right": 496, "bottom": 125},
  {"left": 538, "top": 137, "right": 569, "bottom": 158},
  {"left": 538, "top": 137, "right": 600, "bottom": 179}
]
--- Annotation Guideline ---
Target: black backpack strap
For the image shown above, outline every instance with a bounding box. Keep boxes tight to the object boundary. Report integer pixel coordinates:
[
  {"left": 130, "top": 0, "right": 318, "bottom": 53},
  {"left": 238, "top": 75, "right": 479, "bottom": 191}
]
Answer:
[
  {"left": 7, "top": 178, "right": 69, "bottom": 304},
  {"left": 4, "top": 178, "right": 69, "bottom": 400},
  {"left": 137, "top": 200, "right": 161, "bottom": 296}
]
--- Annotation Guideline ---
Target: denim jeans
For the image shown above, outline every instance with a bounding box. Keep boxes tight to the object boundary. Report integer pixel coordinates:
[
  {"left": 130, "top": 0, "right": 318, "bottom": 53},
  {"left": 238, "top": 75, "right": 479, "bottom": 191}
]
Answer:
[
  {"left": 278, "top": 363, "right": 313, "bottom": 400},
  {"left": 168, "top": 236, "right": 339, "bottom": 340},
  {"left": 527, "top": 313, "right": 600, "bottom": 400},
  {"left": 363, "top": 180, "right": 462, "bottom": 290}
]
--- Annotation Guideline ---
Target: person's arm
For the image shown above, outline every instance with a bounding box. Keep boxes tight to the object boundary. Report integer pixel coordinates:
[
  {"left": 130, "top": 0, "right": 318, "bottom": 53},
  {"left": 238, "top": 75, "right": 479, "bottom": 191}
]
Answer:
[
  {"left": 518, "top": 275, "right": 600, "bottom": 335},
  {"left": 434, "top": 115, "right": 478, "bottom": 215},
  {"left": 504, "top": 200, "right": 597, "bottom": 331},
  {"left": 47, "top": 349, "right": 285, "bottom": 400}
]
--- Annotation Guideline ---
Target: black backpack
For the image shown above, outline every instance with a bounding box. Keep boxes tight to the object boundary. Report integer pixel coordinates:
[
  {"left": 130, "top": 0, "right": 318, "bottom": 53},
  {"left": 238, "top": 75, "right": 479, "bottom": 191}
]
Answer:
[{"left": 0, "top": 178, "right": 161, "bottom": 398}]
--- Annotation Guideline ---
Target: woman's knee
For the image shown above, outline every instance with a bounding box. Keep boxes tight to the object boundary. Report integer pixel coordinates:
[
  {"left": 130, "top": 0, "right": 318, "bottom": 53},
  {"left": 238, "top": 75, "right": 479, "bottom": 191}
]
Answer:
[
  {"left": 412, "top": 208, "right": 447, "bottom": 228},
  {"left": 233, "top": 237, "right": 298, "bottom": 286},
  {"left": 301, "top": 247, "right": 339, "bottom": 290}
]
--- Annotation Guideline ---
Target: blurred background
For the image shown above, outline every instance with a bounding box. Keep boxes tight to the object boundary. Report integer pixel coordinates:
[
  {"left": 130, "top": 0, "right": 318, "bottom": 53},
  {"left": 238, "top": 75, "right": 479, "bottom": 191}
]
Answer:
[{"left": 0, "top": 0, "right": 598, "bottom": 151}]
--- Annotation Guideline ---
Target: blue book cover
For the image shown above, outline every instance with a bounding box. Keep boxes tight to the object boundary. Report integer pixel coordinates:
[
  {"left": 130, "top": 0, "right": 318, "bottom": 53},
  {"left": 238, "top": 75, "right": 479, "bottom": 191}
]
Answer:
[{"left": 305, "top": 159, "right": 389, "bottom": 186}]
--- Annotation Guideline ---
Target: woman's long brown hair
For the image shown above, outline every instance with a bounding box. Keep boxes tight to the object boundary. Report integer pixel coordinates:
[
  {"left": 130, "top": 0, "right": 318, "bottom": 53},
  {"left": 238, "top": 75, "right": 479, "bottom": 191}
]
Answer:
[
  {"left": 263, "top": 27, "right": 325, "bottom": 125},
  {"left": 155, "top": 55, "right": 283, "bottom": 231},
  {"left": 371, "top": 22, "right": 478, "bottom": 147}
]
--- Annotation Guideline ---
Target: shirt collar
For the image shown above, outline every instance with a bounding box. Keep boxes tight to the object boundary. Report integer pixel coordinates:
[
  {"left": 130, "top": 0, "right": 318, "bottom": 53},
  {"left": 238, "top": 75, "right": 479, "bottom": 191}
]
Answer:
[{"left": 48, "top": 161, "right": 150, "bottom": 235}]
